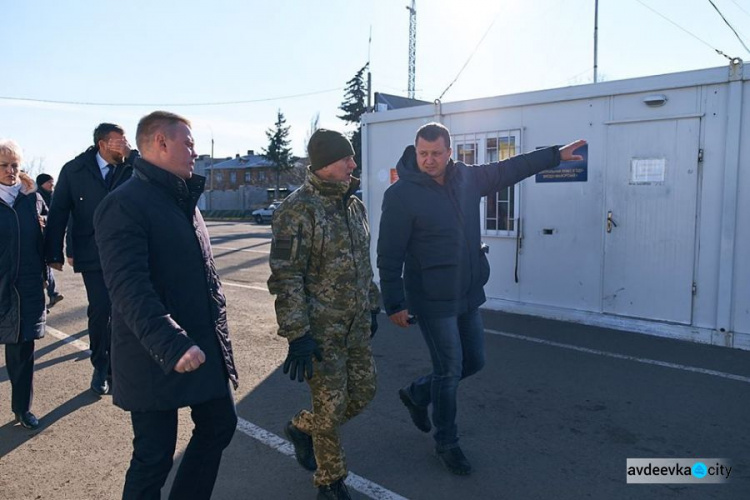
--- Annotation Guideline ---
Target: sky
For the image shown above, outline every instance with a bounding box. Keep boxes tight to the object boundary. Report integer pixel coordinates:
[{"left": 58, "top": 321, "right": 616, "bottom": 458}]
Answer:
[{"left": 3, "top": 0, "right": 750, "bottom": 178}]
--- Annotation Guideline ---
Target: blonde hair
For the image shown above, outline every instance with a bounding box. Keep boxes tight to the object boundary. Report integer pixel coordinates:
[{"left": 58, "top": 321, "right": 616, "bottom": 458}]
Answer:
[
  {"left": 136, "top": 111, "right": 191, "bottom": 150},
  {"left": 0, "top": 138, "right": 23, "bottom": 162}
]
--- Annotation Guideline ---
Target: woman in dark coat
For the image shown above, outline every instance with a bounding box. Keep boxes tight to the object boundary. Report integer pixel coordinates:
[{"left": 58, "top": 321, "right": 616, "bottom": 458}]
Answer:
[{"left": 0, "top": 139, "right": 46, "bottom": 429}]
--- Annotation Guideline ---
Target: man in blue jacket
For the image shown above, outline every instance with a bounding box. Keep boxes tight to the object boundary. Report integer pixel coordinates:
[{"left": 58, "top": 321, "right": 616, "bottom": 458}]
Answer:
[{"left": 377, "top": 122, "right": 585, "bottom": 475}]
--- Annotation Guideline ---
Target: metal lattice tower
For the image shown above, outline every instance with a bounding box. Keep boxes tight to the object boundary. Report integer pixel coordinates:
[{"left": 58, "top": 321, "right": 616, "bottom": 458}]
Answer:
[{"left": 407, "top": 0, "right": 416, "bottom": 99}]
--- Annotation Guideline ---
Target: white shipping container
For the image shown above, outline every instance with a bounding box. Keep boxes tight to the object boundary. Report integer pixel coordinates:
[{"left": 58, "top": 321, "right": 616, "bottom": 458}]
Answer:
[{"left": 362, "top": 61, "right": 749, "bottom": 350}]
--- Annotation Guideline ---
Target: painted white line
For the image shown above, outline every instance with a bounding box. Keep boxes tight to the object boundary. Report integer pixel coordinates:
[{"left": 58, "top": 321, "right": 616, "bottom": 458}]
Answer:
[
  {"left": 486, "top": 328, "right": 750, "bottom": 384},
  {"left": 45, "top": 325, "right": 408, "bottom": 500},
  {"left": 213, "top": 244, "right": 270, "bottom": 255},
  {"left": 236, "top": 420, "right": 408, "bottom": 500},
  {"left": 46, "top": 326, "right": 92, "bottom": 353},
  {"left": 222, "top": 280, "right": 269, "bottom": 293}
]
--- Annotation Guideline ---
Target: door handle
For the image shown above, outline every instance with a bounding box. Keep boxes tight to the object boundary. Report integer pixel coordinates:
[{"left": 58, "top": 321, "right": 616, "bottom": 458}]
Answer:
[{"left": 607, "top": 210, "right": 618, "bottom": 233}]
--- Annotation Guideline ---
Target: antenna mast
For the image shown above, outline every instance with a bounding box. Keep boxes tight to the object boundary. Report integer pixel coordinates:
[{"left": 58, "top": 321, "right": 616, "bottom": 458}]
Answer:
[{"left": 407, "top": 0, "right": 417, "bottom": 98}]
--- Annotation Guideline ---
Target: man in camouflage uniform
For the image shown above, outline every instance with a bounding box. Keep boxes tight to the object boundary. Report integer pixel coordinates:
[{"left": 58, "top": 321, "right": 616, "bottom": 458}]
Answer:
[{"left": 268, "top": 129, "right": 380, "bottom": 500}]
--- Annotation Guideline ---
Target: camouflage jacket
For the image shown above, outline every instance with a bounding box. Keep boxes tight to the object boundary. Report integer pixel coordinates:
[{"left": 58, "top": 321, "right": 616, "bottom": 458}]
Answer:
[{"left": 268, "top": 169, "right": 380, "bottom": 341}]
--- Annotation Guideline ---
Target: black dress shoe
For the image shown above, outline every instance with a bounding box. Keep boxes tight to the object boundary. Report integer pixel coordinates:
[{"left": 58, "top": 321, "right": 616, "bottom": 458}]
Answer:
[
  {"left": 317, "top": 478, "right": 351, "bottom": 500},
  {"left": 284, "top": 421, "right": 317, "bottom": 471},
  {"left": 15, "top": 411, "right": 40, "bottom": 430},
  {"left": 398, "top": 387, "right": 431, "bottom": 432},
  {"left": 47, "top": 294, "right": 64, "bottom": 308},
  {"left": 90, "top": 370, "right": 109, "bottom": 395},
  {"left": 437, "top": 446, "right": 472, "bottom": 475}
]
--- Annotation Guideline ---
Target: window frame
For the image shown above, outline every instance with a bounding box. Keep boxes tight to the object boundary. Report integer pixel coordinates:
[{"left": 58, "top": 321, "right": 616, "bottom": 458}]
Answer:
[{"left": 451, "top": 129, "right": 522, "bottom": 238}]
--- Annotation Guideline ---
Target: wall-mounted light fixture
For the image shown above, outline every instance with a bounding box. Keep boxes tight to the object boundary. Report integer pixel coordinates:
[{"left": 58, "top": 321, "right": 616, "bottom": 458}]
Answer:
[{"left": 643, "top": 94, "right": 668, "bottom": 107}]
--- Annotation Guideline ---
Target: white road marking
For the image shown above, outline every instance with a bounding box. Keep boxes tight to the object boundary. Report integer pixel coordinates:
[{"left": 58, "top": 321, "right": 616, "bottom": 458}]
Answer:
[
  {"left": 236, "top": 420, "right": 408, "bottom": 500},
  {"left": 222, "top": 280, "right": 269, "bottom": 293},
  {"left": 46, "top": 326, "right": 92, "bottom": 353},
  {"left": 44, "top": 325, "right": 408, "bottom": 500},
  {"left": 212, "top": 244, "right": 270, "bottom": 255},
  {"left": 486, "top": 328, "right": 750, "bottom": 384}
]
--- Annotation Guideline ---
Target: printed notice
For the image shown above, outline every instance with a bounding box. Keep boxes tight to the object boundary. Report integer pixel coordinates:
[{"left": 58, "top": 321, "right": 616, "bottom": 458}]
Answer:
[{"left": 631, "top": 158, "right": 666, "bottom": 184}]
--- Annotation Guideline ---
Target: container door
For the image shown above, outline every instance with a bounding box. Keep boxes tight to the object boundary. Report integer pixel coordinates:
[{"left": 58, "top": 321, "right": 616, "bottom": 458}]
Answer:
[{"left": 603, "top": 118, "right": 700, "bottom": 324}]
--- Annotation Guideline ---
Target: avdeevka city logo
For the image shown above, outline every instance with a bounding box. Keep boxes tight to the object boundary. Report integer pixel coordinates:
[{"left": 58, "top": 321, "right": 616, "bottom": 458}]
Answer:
[
  {"left": 691, "top": 462, "right": 707, "bottom": 478},
  {"left": 626, "top": 458, "right": 731, "bottom": 484}
]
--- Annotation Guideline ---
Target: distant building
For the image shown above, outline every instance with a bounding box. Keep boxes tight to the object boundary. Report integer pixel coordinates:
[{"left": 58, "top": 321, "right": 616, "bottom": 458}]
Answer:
[
  {"left": 202, "top": 150, "right": 306, "bottom": 213},
  {"left": 195, "top": 154, "right": 230, "bottom": 209},
  {"left": 373, "top": 92, "right": 430, "bottom": 111}
]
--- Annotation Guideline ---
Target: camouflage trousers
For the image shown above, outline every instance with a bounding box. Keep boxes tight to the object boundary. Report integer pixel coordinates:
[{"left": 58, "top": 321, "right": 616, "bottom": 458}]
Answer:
[{"left": 292, "top": 307, "right": 377, "bottom": 487}]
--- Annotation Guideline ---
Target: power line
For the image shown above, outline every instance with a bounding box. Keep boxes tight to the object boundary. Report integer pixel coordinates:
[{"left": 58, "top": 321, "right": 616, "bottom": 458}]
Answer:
[
  {"left": 0, "top": 87, "right": 343, "bottom": 108},
  {"left": 633, "top": 0, "right": 735, "bottom": 60},
  {"left": 728, "top": 0, "right": 750, "bottom": 19},
  {"left": 438, "top": 10, "right": 502, "bottom": 100},
  {"left": 706, "top": 0, "right": 750, "bottom": 54}
]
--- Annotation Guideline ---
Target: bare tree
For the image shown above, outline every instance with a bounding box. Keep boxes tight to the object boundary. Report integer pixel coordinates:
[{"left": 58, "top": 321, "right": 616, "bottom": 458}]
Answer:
[
  {"left": 303, "top": 112, "right": 320, "bottom": 155},
  {"left": 23, "top": 157, "right": 46, "bottom": 178}
]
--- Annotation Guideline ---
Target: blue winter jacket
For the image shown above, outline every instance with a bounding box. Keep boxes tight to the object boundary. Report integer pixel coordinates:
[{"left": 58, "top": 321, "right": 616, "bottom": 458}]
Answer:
[{"left": 377, "top": 145, "right": 560, "bottom": 318}]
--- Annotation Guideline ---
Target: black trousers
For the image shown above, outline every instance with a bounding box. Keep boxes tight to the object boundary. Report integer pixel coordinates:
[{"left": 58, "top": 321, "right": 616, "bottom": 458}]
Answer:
[
  {"left": 122, "top": 392, "right": 238, "bottom": 500},
  {"left": 81, "top": 271, "right": 111, "bottom": 374},
  {"left": 5, "top": 340, "right": 35, "bottom": 414}
]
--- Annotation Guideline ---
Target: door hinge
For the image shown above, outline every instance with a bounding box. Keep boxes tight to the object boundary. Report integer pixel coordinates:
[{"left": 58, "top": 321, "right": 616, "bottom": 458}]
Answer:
[
  {"left": 697, "top": 149, "right": 704, "bottom": 163},
  {"left": 692, "top": 282, "right": 697, "bottom": 295}
]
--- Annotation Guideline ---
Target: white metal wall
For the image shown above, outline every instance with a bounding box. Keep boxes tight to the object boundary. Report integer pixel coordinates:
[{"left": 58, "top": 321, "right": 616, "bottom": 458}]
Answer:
[{"left": 362, "top": 65, "right": 748, "bottom": 349}]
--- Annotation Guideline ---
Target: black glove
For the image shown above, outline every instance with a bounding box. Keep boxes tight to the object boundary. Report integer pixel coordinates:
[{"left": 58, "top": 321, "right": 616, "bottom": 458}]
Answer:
[
  {"left": 283, "top": 333, "right": 323, "bottom": 382},
  {"left": 370, "top": 310, "right": 379, "bottom": 338}
]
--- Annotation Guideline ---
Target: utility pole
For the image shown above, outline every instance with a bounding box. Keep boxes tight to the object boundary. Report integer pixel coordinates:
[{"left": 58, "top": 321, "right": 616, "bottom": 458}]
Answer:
[
  {"left": 594, "top": 0, "right": 599, "bottom": 83},
  {"left": 367, "top": 26, "right": 372, "bottom": 110},
  {"left": 407, "top": 0, "right": 417, "bottom": 98},
  {"left": 209, "top": 137, "right": 214, "bottom": 210}
]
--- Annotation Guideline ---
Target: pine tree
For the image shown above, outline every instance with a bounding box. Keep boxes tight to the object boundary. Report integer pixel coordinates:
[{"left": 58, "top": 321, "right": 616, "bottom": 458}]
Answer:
[
  {"left": 338, "top": 63, "right": 368, "bottom": 176},
  {"left": 262, "top": 109, "right": 292, "bottom": 200}
]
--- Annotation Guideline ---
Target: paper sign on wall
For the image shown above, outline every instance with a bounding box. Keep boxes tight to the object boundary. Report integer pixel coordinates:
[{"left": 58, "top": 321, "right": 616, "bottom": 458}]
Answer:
[{"left": 630, "top": 158, "right": 666, "bottom": 184}]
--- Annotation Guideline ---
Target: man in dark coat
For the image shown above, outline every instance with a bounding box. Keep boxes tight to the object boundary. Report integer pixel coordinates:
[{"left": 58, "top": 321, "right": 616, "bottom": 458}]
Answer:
[
  {"left": 93, "top": 111, "right": 238, "bottom": 500},
  {"left": 377, "top": 122, "right": 585, "bottom": 475},
  {"left": 35, "top": 173, "right": 64, "bottom": 309},
  {"left": 1, "top": 140, "right": 47, "bottom": 430},
  {"left": 44, "top": 123, "right": 137, "bottom": 395}
]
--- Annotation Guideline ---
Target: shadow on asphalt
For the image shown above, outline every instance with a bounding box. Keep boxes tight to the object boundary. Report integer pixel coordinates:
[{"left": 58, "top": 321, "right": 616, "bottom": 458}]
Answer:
[
  {"left": 0, "top": 390, "right": 100, "bottom": 459},
  {"left": 220, "top": 311, "right": 750, "bottom": 499}
]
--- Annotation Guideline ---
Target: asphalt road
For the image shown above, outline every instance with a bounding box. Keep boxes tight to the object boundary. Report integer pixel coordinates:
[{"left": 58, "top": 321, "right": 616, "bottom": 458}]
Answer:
[{"left": 1, "top": 220, "right": 749, "bottom": 500}]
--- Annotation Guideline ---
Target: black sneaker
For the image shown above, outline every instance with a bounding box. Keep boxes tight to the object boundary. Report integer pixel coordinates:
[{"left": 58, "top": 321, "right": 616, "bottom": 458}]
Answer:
[
  {"left": 398, "top": 387, "right": 431, "bottom": 432},
  {"left": 284, "top": 421, "right": 317, "bottom": 471},
  {"left": 317, "top": 478, "right": 351, "bottom": 500},
  {"left": 437, "top": 446, "right": 472, "bottom": 475}
]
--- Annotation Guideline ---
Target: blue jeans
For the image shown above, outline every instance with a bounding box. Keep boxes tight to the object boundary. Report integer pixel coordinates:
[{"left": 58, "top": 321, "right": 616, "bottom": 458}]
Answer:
[
  {"left": 46, "top": 266, "right": 58, "bottom": 299},
  {"left": 408, "top": 308, "right": 485, "bottom": 450}
]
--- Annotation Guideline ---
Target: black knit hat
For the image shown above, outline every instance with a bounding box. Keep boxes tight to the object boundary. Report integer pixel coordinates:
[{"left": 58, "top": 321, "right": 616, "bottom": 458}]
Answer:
[
  {"left": 36, "top": 173, "right": 53, "bottom": 187},
  {"left": 307, "top": 129, "right": 354, "bottom": 171}
]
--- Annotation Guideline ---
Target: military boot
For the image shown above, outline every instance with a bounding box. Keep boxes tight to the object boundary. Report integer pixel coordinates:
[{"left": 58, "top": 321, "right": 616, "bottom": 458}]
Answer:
[
  {"left": 284, "top": 421, "right": 317, "bottom": 471},
  {"left": 317, "top": 478, "right": 351, "bottom": 500}
]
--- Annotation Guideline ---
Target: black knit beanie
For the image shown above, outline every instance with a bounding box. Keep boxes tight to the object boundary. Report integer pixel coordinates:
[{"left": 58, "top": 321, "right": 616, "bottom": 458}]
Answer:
[
  {"left": 307, "top": 129, "right": 355, "bottom": 171},
  {"left": 36, "top": 173, "right": 53, "bottom": 187}
]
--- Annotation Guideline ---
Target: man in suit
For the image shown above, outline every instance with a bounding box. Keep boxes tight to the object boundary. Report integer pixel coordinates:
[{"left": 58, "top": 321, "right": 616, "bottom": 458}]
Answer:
[
  {"left": 94, "top": 111, "right": 238, "bottom": 499},
  {"left": 44, "top": 123, "right": 137, "bottom": 395}
]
